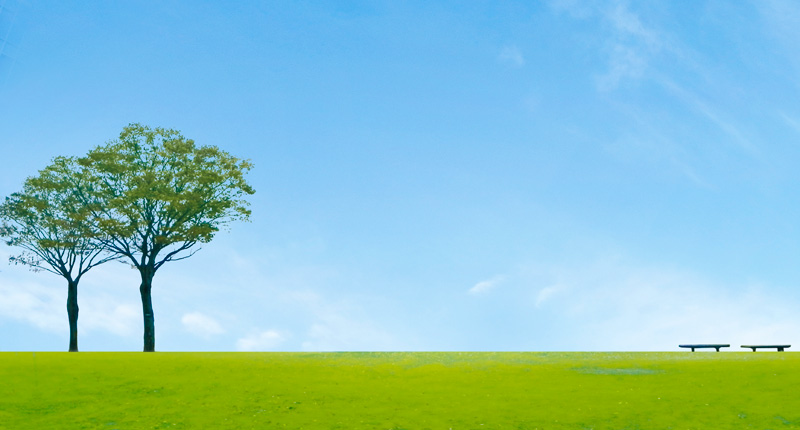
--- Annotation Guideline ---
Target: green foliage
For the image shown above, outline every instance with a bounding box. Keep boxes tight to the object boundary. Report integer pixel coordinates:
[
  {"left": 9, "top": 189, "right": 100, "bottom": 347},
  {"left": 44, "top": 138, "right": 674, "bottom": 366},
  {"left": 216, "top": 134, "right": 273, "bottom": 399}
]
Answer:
[
  {"left": 1, "top": 124, "right": 254, "bottom": 351},
  {"left": 76, "top": 123, "right": 255, "bottom": 270},
  {"left": 1, "top": 352, "right": 799, "bottom": 429},
  {"left": 68, "top": 123, "right": 255, "bottom": 351},
  {"left": 0, "top": 156, "right": 114, "bottom": 280}
]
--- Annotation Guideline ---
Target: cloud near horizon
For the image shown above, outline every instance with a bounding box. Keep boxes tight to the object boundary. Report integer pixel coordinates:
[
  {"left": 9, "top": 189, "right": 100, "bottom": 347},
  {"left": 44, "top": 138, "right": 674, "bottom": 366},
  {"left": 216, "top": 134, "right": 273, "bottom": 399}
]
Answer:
[
  {"left": 236, "top": 329, "right": 287, "bottom": 351},
  {"left": 181, "top": 312, "right": 225, "bottom": 338},
  {"left": 524, "top": 258, "right": 800, "bottom": 350},
  {"left": 0, "top": 255, "right": 140, "bottom": 338}
]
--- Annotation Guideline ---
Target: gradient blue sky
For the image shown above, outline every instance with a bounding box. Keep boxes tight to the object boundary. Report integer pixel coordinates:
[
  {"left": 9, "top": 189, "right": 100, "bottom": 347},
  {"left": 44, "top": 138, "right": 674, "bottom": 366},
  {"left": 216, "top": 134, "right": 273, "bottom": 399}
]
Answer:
[{"left": 3, "top": 0, "right": 800, "bottom": 352}]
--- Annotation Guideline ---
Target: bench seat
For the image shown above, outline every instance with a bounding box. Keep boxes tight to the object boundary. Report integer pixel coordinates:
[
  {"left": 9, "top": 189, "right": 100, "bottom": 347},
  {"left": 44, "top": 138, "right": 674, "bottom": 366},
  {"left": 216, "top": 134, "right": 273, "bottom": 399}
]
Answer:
[
  {"left": 679, "top": 344, "right": 730, "bottom": 352},
  {"left": 741, "top": 345, "right": 791, "bottom": 352}
]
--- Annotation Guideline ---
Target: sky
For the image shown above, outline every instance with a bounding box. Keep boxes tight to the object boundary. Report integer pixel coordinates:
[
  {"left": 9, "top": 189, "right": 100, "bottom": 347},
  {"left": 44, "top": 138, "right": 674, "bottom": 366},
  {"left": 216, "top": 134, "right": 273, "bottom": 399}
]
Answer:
[{"left": 2, "top": 0, "right": 800, "bottom": 352}]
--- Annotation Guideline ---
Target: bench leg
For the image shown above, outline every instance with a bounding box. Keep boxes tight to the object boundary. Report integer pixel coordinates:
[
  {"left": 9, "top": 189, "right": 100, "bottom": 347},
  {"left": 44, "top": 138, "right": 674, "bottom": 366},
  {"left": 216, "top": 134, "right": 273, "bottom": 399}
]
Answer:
[
  {"left": 715, "top": 347, "right": 720, "bottom": 352},
  {"left": 778, "top": 347, "right": 784, "bottom": 352},
  {"left": 691, "top": 348, "right": 695, "bottom": 352},
  {"left": 750, "top": 348, "right": 756, "bottom": 352}
]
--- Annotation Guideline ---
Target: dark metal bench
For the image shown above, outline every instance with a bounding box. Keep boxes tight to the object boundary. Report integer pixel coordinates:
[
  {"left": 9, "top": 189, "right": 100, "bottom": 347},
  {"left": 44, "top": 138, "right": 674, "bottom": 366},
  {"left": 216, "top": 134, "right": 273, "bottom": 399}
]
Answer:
[
  {"left": 741, "top": 345, "right": 791, "bottom": 352},
  {"left": 679, "top": 344, "right": 730, "bottom": 352}
]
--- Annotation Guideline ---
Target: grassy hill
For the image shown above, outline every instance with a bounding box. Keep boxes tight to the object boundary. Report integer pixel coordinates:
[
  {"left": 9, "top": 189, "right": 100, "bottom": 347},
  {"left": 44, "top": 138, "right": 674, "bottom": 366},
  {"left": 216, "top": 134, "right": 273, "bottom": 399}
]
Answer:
[{"left": 1, "top": 351, "right": 798, "bottom": 429}]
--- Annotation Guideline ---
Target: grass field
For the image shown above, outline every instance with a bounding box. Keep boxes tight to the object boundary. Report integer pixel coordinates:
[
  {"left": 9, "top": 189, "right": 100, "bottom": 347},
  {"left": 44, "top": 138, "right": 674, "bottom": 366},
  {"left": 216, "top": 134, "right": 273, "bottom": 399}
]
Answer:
[{"left": 1, "top": 351, "right": 798, "bottom": 429}]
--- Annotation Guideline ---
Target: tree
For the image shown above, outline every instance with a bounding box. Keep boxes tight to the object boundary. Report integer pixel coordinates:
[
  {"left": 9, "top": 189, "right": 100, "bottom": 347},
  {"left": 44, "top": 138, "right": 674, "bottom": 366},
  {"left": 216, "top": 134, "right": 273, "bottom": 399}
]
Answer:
[
  {"left": 76, "top": 123, "right": 255, "bottom": 352},
  {"left": 0, "top": 156, "right": 117, "bottom": 352}
]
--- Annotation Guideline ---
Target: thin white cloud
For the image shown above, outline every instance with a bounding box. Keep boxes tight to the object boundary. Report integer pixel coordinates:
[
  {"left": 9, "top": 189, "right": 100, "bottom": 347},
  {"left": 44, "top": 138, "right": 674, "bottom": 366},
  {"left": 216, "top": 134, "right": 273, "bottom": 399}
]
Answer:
[
  {"left": 554, "top": 1, "right": 763, "bottom": 171},
  {"left": 468, "top": 275, "right": 505, "bottom": 295},
  {"left": 758, "top": 0, "right": 800, "bottom": 54},
  {"left": 658, "top": 78, "right": 759, "bottom": 155},
  {"left": 602, "top": 112, "right": 714, "bottom": 189},
  {"left": 595, "top": 1, "right": 663, "bottom": 90},
  {"left": 65, "top": 263, "right": 140, "bottom": 338},
  {"left": 557, "top": 1, "right": 694, "bottom": 93},
  {"left": 81, "top": 301, "right": 138, "bottom": 337},
  {"left": 300, "top": 316, "right": 393, "bottom": 351},
  {"left": 778, "top": 111, "right": 800, "bottom": 134},
  {"left": 606, "top": 1, "right": 660, "bottom": 48},
  {"left": 535, "top": 284, "right": 563, "bottom": 308},
  {"left": 527, "top": 258, "right": 800, "bottom": 350},
  {"left": 596, "top": 43, "right": 647, "bottom": 90},
  {"left": 0, "top": 280, "right": 64, "bottom": 333},
  {"left": 236, "top": 329, "right": 287, "bottom": 351},
  {"left": 181, "top": 312, "right": 224, "bottom": 338},
  {"left": 549, "top": 0, "right": 597, "bottom": 19},
  {"left": 757, "top": 0, "right": 800, "bottom": 89},
  {"left": 139, "top": 245, "right": 403, "bottom": 351},
  {"left": 290, "top": 291, "right": 398, "bottom": 351},
  {"left": 498, "top": 45, "right": 525, "bottom": 67},
  {"left": 0, "top": 263, "right": 139, "bottom": 338}
]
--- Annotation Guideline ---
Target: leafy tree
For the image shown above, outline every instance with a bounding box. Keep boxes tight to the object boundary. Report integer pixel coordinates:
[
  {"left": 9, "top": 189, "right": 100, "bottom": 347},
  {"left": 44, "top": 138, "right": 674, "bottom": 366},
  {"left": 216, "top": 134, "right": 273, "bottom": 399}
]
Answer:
[
  {"left": 76, "top": 123, "right": 255, "bottom": 352},
  {"left": 0, "top": 156, "right": 117, "bottom": 352}
]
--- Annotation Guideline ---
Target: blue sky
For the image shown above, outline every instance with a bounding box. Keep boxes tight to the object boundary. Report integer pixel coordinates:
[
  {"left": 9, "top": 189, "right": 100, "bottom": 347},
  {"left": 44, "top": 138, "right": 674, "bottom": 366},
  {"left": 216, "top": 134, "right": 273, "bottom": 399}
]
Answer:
[{"left": 3, "top": 0, "right": 800, "bottom": 352}]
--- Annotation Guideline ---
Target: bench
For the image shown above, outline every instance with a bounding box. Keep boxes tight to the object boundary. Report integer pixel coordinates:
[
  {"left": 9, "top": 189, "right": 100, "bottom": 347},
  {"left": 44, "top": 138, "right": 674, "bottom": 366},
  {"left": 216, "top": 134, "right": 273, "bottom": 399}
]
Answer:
[
  {"left": 741, "top": 345, "right": 791, "bottom": 352},
  {"left": 679, "top": 344, "right": 730, "bottom": 352}
]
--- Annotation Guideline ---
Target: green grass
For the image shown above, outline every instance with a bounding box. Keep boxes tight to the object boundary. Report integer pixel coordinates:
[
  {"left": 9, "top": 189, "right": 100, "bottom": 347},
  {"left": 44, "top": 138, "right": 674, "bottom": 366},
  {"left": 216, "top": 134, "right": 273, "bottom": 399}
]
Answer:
[{"left": 1, "top": 351, "right": 799, "bottom": 429}]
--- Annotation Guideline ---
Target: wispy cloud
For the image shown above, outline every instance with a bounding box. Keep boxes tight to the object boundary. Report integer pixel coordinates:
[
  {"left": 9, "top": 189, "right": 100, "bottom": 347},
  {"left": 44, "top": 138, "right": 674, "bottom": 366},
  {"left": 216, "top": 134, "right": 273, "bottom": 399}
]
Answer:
[
  {"left": 606, "top": 1, "right": 660, "bottom": 48},
  {"left": 534, "top": 284, "right": 563, "bottom": 308},
  {"left": 548, "top": 0, "right": 597, "bottom": 19},
  {"left": 136, "top": 245, "right": 403, "bottom": 351},
  {"left": 181, "top": 312, "right": 224, "bottom": 338},
  {"left": 81, "top": 301, "right": 138, "bottom": 337},
  {"left": 236, "top": 329, "right": 287, "bottom": 351},
  {"left": 288, "top": 290, "right": 398, "bottom": 351},
  {"left": 0, "top": 256, "right": 139, "bottom": 338},
  {"left": 658, "top": 78, "right": 759, "bottom": 155},
  {"left": 758, "top": 0, "right": 800, "bottom": 52},
  {"left": 498, "top": 45, "right": 525, "bottom": 67},
  {"left": 0, "top": 280, "right": 64, "bottom": 333},
  {"left": 0, "top": 0, "right": 21, "bottom": 88},
  {"left": 595, "top": 1, "right": 663, "bottom": 90},
  {"left": 300, "top": 316, "right": 394, "bottom": 351},
  {"left": 763, "top": 0, "right": 800, "bottom": 89},
  {"left": 778, "top": 111, "right": 800, "bottom": 134},
  {"left": 468, "top": 275, "right": 505, "bottom": 295},
  {"left": 551, "top": 1, "right": 765, "bottom": 174},
  {"left": 596, "top": 43, "right": 647, "bottom": 91},
  {"left": 526, "top": 258, "right": 800, "bottom": 350},
  {"left": 602, "top": 105, "right": 714, "bottom": 188},
  {"left": 594, "top": 3, "right": 763, "bottom": 159}
]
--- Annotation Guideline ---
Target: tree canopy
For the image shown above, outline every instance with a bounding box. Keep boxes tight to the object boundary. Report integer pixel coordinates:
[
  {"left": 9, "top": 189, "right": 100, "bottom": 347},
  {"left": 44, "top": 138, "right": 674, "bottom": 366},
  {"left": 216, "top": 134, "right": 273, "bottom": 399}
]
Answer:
[
  {"left": 76, "top": 123, "right": 255, "bottom": 351},
  {"left": 0, "top": 156, "right": 118, "bottom": 351},
  {"left": 1, "top": 124, "right": 254, "bottom": 352},
  {"left": 78, "top": 124, "right": 255, "bottom": 265}
]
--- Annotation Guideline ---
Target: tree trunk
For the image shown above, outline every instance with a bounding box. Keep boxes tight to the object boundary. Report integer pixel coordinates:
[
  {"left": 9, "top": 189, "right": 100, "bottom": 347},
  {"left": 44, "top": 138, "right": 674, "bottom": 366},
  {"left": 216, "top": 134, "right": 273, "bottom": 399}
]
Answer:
[
  {"left": 139, "top": 269, "right": 156, "bottom": 352},
  {"left": 67, "top": 279, "right": 79, "bottom": 352}
]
